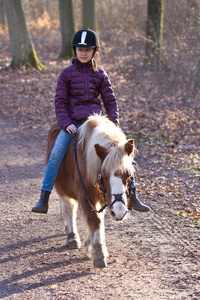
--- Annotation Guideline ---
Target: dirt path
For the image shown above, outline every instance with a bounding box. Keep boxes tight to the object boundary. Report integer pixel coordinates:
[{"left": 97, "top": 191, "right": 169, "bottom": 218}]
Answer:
[{"left": 0, "top": 115, "right": 199, "bottom": 300}]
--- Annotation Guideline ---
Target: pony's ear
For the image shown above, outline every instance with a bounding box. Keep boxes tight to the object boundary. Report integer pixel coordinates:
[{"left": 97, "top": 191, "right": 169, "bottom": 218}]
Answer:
[
  {"left": 124, "top": 139, "right": 134, "bottom": 156},
  {"left": 94, "top": 144, "right": 108, "bottom": 161}
]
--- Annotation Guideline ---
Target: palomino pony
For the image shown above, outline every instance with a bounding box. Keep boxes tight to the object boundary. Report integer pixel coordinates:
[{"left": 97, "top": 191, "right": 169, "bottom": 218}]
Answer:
[{"left": 47, "top": 115, "right": 135, "bottom": 268}]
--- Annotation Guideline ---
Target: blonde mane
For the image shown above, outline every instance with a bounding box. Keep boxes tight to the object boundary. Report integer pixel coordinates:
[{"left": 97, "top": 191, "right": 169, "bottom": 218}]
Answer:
[{"left": 78, "top": 115, "right": 134, "bottom": 185}]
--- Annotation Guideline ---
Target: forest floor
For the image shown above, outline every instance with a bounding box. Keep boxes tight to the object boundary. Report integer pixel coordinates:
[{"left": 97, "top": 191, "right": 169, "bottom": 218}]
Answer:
[{"left": 0, "top": 23, "right": 200, "bottom": 300}]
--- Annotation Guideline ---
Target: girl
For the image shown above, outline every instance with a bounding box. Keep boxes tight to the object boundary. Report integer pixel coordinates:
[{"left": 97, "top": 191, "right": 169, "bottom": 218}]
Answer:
[{"left": 32, "top": 28, "right": 150, "bottom": 214}]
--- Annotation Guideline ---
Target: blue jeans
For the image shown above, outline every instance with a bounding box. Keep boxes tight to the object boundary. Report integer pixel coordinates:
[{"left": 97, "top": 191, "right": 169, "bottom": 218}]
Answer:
[{"left": 41, "top": 129, "right": 77, "bottom": 192}]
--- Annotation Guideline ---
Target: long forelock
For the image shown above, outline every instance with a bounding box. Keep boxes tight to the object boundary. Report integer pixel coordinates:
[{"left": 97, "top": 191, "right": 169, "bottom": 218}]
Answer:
[
  {"left": 102, "top": 146, "right": 134, "bottom": 175},
  {"left": 78, "top": 115, "right": 131, "bottom": 185}
]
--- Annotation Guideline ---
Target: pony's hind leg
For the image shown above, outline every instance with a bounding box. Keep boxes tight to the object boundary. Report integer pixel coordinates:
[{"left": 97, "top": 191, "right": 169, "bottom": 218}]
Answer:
[
  {"left": 59, "top": 195, "right": 81, "bottom": 249},
  {"left": 85, "top": 210, "right": 108, "bottom": 268}
]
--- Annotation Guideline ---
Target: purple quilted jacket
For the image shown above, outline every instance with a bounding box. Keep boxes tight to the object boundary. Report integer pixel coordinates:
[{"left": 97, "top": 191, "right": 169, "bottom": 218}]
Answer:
[{"left": 55, "top": 58, "right": 119, "bottom": 130}]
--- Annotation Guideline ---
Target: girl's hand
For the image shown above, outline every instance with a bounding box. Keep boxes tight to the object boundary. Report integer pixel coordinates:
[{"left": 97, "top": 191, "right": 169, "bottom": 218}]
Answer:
[{"left": 66, "top": 124, "right": 77, "bottom": 134}]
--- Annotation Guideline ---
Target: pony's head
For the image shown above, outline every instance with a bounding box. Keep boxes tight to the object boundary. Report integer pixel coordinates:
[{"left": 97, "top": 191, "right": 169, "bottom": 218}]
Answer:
[
  {"left": 79, "top": 115, "right": 135, "bottom": 221},
  {"left": 94, "top": 139, "right": 134, "bottom": 220}
]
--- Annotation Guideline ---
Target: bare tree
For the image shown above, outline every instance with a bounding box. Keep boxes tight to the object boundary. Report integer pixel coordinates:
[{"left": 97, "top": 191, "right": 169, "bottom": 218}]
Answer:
[
  {"left": 3, "top": 0, "right": 45, "bottom": 69},
  {"left": 145, "top": 0, "right": 164, "bottom": 66},
  {"left": 58, "top": 0, "right": 75, "bottom": 59},
  {"left": 82, "top": 0, "right": 96, "bottom": 30}
]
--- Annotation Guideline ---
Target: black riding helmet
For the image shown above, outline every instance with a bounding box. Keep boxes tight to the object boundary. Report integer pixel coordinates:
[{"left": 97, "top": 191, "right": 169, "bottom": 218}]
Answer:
[{"left": 72, "top": 28, "right": 100, "bottom": 55}]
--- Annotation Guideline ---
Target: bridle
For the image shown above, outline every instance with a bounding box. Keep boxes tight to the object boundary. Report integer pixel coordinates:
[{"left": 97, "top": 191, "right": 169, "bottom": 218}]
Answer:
[{"left": 73, "top": 134, "right": 127, "bottom": 213}]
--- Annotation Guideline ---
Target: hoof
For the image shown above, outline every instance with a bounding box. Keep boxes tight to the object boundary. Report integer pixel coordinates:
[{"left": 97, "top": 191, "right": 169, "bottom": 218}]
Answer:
[
  {"left": 68, "top": 239, "right": 81, "bottom": 249},
  {"left": 31, "top": 207, "right": 48, "bottom": 214},
  {"left": 94, "top": 259, "right": 107, "bottom": 268},
  {"left": 67, "top": 233, "right": 81, "bottom": 249}
]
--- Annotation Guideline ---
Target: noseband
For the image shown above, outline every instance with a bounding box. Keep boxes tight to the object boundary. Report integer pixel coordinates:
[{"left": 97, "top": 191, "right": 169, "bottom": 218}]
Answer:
[
  {"left": 110, "top": 193, "right": 126, "bottom": 209},
  {"left": 73, "top": 134, "right": 127, "bottom": 214}
]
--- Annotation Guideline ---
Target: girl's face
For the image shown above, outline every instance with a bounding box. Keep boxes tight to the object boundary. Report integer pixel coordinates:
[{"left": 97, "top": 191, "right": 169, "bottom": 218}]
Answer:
[{"left": 76, "top": 47, "right": 95, "bottom": 63}]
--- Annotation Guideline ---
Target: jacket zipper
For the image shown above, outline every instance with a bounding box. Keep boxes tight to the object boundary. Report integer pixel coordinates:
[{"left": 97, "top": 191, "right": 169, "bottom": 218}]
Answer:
[
  {"left": 84, "top": 65, "right": 90, "bottom": 115},
  {"left": 84, "top": 65, "right": 88, "bottom": 100}
]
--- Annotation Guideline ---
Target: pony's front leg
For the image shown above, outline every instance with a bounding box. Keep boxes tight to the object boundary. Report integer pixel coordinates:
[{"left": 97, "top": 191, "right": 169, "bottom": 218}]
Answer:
[
  {"left": 59, "top": 196, "right": 81, "bottom": 249},
  {"left": 85, "top": 210, "right": 108, "bottom": 268}
]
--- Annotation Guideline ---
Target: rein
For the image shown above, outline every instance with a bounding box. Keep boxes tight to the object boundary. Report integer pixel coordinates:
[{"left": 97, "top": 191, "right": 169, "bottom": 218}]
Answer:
[{"left": 73, "top": 134, "right": 108, "bottom": 213}]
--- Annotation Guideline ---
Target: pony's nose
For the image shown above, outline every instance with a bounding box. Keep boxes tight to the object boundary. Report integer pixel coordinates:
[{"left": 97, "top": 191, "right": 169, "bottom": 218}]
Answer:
[{"left": 111, "top": 210, "right": 127, "bottom": 221}]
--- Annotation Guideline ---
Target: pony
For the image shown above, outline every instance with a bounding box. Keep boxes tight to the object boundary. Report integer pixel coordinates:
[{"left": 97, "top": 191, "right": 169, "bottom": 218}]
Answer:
[{"left": 47, "top": 115, "right": 135, "bottom": 268}]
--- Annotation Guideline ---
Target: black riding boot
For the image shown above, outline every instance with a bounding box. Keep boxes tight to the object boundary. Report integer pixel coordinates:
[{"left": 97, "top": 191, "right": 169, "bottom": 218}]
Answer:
[
  {"left": 128, "top": 187, "right": 150, "bottom": 212},
  {"left": 31, "top": 190, "right": 50, "bottom": 214}
]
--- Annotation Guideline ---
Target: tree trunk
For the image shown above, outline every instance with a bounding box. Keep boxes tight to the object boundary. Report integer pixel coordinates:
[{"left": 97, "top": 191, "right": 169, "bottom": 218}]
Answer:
[
  {"left": 58, "top": 0, "right": 75, "bottom": 59},
  {"left": 145, "top": 0, "right": 164, "bottom": 67},
  {"left": 3, "top": 0, "right": 45, "bottom": 69},
  {"left": 82, "top": 0, "right": 96, "bottom": 31},
  {"left": 0, "top": 0, "right": 6, "bottom": 28}
]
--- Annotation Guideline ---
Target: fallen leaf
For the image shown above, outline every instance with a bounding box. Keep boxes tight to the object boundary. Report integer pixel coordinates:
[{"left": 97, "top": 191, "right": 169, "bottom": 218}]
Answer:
[
  {"left": 190, "top": 213, "right": 196, "bottom": 216},
  {"left": 50, "top": 284, "right": 57, "bottom": 289}
]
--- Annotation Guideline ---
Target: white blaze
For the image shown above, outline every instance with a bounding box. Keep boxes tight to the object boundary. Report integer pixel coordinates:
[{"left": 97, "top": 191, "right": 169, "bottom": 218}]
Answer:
[{"left": 110, "top": 173, "right": 127, "bottom": 220}]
